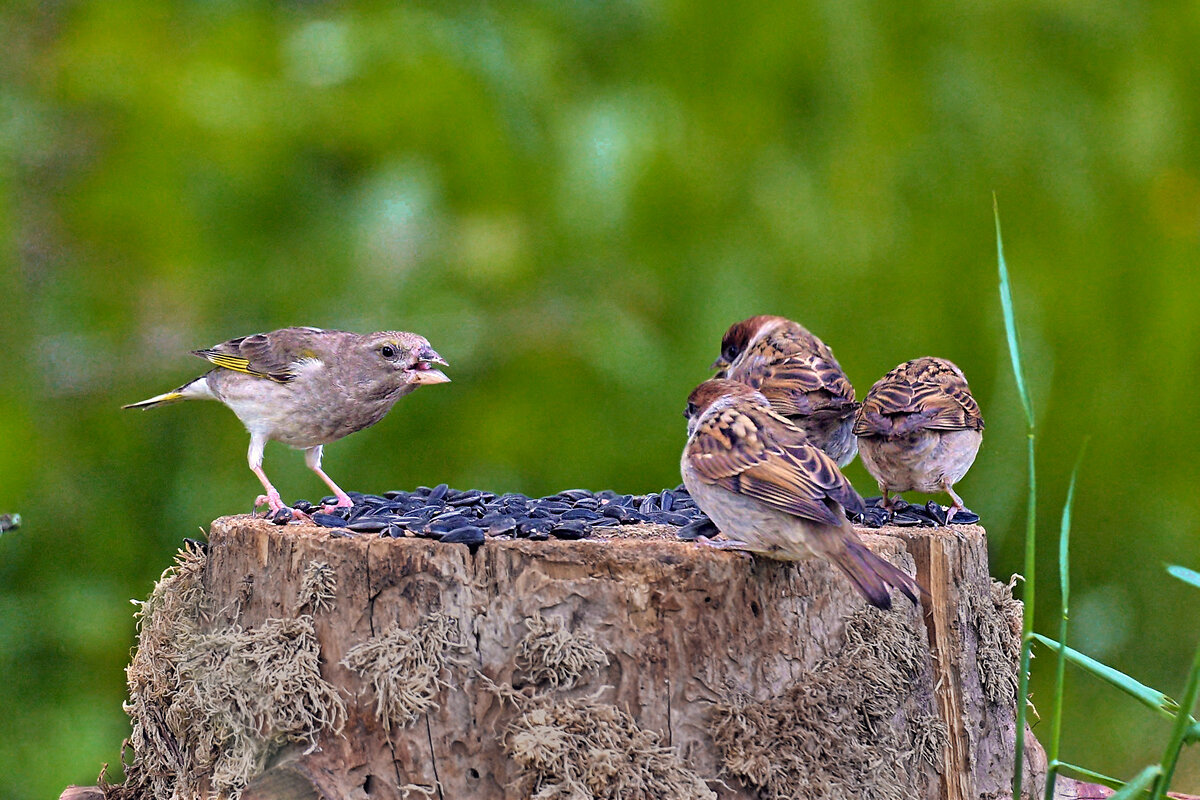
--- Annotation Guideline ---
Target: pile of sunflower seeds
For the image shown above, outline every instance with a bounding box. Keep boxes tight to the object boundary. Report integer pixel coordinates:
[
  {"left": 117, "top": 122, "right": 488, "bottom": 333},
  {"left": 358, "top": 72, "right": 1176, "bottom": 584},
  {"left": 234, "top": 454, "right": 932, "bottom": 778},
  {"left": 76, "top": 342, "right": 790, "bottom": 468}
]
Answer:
[{"left": 269, "top": 485, "right": 978, "bottom": 548}]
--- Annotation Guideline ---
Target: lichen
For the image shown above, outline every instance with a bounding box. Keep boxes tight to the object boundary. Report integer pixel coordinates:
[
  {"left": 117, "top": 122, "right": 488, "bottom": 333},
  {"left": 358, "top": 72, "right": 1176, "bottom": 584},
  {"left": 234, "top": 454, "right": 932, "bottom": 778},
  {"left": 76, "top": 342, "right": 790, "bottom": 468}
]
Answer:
[
  {"left": 709, "top": 606, "right": 939, "bottom": 800},
  {"left": 297, "top": 560, "right": 337, "bottom": 613},
  {"left": 117, "top": 546, "right": 344, "bottom": 800},
  {"left": 340, "top": 612, "right": 466, "bottom": 731},
  {"left": 973, "top": 575, "right": 1023, "bottom": 706},
  {"left": 517, "top": 613, "right": 609, "bottom": 690},
  {"left": 504, "top": 692, "right": 716, "bottom": 800}
]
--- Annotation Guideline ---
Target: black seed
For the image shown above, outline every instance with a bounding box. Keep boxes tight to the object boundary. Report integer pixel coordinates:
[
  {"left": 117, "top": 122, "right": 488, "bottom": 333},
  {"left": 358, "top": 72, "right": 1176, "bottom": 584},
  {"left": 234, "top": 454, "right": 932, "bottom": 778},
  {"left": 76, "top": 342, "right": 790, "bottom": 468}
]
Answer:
[
  {"left": 596, "top": 490, "right": 622, "bottom": 503},
  {"left": 518, "top": 518, "right": 554, "bottom": 536},
  {"left": 527, "top": 531, "right": 550, "bottom": 541},
  {"left": 448, "top": 490, "right": 486, "bottom": 506},
  {"left": 590, "top": 517, "right": 620, "bottom": 528},
  {"left": 863, "top": 496, "right": 884, "bottom": 508},
  {"left": 647, "top": 512, "right": 689, "bottom": 526},
  {"left": 391, "top": 515, "right": 426, "bottom": 528},
  {"left": 183, "top": 537, "right": 209, "bottom": 554},
  {"left": 269, "top": 507, "right": 293, "bottom": 525},
  {"left": 925, "top": 501, "right": 949, "bottom": 526},
  {"left": 311, "top": 513, "right": 349, "bottom": 529},
  {"left": 677, "top": 517, "right": 719, "bottom": 541},
  {"left": 638, "top": 496, "right": 658, "bottom": 514},
  {"left": 890, "top": 510, "right": 925, "bottom": 527},
  {"left": 561, "top": 508, "right": 600, "bottom": 521},
  {"left": 951, "top": 507, "right": 980, "bottom": 524},
  {"left": 486, "top": 516, "right": 518, "bottom": 536},
  {"left": 889, "top": 498, "right": 910, "bottom": 512},
  {"left": 526, "top": 508, "right": 553, "bottom": 519},
  {"left": 429, "top": 514, "right": 473, "bottom": 533},
  {"left": 572, "top": 497, "right": 599, "bottom": 510},
  {"left": 383, "top": 524, "right": 407, "bottom": 538},
  {"left": 551, "top": 520, "right": 590, "bottom": 539},
  {"left": 292, "top": 500, "right": 315, "bottom": 513},
  {"left": 659, "top": 490, "right": 675, "bottom": 512},
  {"left": 442, "top": 526, "right": 486, "bottom": 549},
  {"left": 427, "top": 483, "right": 450, "bottom": 503},
  {"left": 600, "top": 505, "right": 638, "bottom": 522},
  {"left": 348, "top": 517, "right": 392, "bottom": 533},
  {"left": 537, "top": 501, "right": 572, "bottom": 515},
  {"left": 383, "top": 490, "right": 410, "bottom": 500},
  {"left": 556, "top": 489, "right": 593, "bottom": 502}
]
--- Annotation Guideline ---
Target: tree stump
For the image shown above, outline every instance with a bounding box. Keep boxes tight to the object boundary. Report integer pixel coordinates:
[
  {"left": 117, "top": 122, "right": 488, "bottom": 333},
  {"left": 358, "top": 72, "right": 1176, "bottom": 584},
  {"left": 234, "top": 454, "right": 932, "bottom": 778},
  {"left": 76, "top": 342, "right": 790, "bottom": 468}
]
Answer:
[{"left": 107, "top": 516, "right": 1046, "bottom": 800}]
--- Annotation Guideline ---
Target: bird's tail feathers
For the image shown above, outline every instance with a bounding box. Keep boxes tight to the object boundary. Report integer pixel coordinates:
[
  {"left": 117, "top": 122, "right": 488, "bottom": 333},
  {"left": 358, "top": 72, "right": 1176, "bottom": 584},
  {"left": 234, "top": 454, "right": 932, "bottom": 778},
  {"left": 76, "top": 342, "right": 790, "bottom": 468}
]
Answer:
[
  {"left": 830, "top": 536, "right": 924, "bottom": 610},
  {"left": 122, "top": 377, "right": 213, "bottom": 409}
]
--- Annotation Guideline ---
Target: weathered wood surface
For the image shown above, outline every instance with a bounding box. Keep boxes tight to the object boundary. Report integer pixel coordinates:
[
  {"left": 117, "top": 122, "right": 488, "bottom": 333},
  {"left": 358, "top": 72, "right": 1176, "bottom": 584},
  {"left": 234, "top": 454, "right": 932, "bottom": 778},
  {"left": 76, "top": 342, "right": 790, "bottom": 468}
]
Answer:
[{"left": 110, "top": 516, "right": 1048, "bottom": 800}]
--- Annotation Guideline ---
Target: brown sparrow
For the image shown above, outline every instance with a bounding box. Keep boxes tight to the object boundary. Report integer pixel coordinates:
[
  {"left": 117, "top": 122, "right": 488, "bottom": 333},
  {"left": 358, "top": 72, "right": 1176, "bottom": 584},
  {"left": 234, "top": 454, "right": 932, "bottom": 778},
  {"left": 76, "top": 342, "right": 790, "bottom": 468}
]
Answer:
[
  {"left": 125, "top": 327, "right": 449, "bottom": 513},
  {"left": 711, "top": 315, "right": 859, "bottom": 467},
  {"left": 853, "top": 357, "right": 983, "bottom": 522},
  {"left": 681, "top": 379, "right": 920, "bottom": 609}
]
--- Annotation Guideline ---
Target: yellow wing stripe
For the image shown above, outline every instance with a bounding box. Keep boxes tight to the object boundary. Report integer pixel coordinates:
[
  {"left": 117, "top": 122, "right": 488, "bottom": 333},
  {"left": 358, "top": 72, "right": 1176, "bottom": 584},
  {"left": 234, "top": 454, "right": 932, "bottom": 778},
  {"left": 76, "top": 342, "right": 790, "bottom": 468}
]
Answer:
[{"left": 198, "top": 351, "right": 291, "bottom": 383}]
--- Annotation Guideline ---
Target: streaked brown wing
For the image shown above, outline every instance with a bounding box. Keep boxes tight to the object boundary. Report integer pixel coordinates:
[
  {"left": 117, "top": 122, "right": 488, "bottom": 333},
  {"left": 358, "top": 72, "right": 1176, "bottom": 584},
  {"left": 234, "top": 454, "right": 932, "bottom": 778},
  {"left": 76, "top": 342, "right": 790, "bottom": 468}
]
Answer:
[
  {"left": 688, "top": 403, "right": 864, "bottom": 525},
  {"left": 192, "top": 327, "right": 326, "bottom": 383},
  {"left": 730, "top": 327, "right": 856, "bottom": 417}
]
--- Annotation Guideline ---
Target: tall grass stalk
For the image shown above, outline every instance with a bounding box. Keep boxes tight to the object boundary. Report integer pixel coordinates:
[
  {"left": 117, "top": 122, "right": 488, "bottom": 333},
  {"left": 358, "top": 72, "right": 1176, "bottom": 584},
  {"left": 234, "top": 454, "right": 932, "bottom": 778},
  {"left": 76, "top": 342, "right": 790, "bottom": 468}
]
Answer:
[
  {"left": 1043, "top": 444, "right": 1087, "bottom": 800},
  {"left": 996, "top": 199, "right": 1037, "bottom": 800}
]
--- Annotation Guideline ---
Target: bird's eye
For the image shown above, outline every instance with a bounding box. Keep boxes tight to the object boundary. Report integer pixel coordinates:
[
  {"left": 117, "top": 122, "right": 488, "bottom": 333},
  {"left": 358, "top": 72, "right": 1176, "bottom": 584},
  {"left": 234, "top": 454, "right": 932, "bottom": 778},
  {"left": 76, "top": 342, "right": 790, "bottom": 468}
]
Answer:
[
  {"left": 722, "top": 345, "right": 739, "bottom": 362},
  {"left": 380, "top": 345, "right": 396, "bottom": 359},
  {"left": 684, "top": 402, "right": 697, "bottom": 419}
]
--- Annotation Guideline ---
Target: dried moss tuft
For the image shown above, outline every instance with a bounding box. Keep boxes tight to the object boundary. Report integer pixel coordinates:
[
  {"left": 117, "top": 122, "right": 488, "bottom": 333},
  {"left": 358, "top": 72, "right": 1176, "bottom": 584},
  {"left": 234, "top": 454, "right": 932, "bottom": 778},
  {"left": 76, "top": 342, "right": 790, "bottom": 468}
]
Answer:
[
  {"left": 973, "top": 575, "right": 1023, "bottom": 706},
  {"left": 504, "top": 692, "right": 716, "bottom": 800},
  {"left": 517, "top": 613, "right": 609, "bottom": 689},
  {"left": 710, "top": 606, "right": 940, "bottom": 800},
  {"left": 297, "top": 560, "right": 337, "bottom": 613},
  {"left": 341, "top": 613, "right": 466, "bottom": 731},
  {"left": 118, "top": 548, "right": 345, "bottom": 800}
]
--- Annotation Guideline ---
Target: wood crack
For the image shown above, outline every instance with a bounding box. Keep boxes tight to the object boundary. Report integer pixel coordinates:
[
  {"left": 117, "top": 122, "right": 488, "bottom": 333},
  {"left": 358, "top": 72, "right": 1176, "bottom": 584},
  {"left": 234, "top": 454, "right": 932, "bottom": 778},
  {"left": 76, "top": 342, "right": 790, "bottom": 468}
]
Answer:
[{"left": 365, "top": 539, "right": 407, "bottom": 795}]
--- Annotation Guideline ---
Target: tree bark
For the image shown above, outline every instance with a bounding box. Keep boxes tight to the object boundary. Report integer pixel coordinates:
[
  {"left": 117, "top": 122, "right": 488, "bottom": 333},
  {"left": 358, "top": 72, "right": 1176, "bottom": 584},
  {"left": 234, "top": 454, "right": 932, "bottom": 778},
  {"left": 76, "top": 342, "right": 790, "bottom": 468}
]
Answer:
[{"left": 105, "top": 517, "right": 1049, "bottom": 800}]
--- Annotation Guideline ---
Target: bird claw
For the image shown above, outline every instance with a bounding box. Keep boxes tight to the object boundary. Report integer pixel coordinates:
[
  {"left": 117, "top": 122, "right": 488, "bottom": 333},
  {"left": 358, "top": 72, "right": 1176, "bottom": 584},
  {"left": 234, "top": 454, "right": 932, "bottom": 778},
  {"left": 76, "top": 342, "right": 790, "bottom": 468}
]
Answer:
[{"left": 254, "top": 492, "right": 286, "bottom": 515}]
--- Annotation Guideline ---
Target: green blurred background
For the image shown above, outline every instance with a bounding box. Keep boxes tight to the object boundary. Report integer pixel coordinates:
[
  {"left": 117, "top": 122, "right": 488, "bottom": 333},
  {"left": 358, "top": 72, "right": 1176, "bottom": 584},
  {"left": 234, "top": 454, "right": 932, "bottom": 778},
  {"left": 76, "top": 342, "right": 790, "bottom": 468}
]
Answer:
[{"left": 2, "top": 0, "right": 1198, "bottom": 796}]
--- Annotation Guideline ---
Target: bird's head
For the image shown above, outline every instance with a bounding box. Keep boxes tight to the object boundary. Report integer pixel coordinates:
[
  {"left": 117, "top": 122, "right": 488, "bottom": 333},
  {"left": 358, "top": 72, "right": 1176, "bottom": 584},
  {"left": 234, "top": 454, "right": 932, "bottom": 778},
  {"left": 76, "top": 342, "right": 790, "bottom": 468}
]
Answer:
[
  {"left": 362, "top": 331, "right": 450, "bottom": 390},
  {"left": 684, "top": 378, "right": 767, "bottom": 435},
  {"left": 710, "top": 315, "right": 786, "bottom": 373}
]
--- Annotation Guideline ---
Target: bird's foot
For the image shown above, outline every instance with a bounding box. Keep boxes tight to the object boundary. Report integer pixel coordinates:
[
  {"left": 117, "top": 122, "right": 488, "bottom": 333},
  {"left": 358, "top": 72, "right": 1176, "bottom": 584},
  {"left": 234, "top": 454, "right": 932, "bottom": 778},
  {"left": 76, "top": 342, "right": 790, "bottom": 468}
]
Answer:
[
  {"left": 321, "top": 492, "right": 354, "bottom": 515},
  {"left": 254, "top": 490, "right": 286, "bottom": 515}
]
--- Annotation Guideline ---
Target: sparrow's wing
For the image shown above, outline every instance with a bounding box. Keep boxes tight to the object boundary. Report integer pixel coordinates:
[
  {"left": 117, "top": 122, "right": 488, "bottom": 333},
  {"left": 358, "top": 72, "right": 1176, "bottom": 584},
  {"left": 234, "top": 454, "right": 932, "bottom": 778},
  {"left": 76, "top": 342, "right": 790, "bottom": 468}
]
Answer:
[
  {"left": 192, "top": 327, "right": 329, "bottom": 383},
  {"left": 853, "top": 359, "right": 983, "bottom": 436},
  {"left": 688, "top": 403, "right": 865, "bottom": 525},
  {"left": 731, "top": 328, "right": 856, "bottom": 417}
]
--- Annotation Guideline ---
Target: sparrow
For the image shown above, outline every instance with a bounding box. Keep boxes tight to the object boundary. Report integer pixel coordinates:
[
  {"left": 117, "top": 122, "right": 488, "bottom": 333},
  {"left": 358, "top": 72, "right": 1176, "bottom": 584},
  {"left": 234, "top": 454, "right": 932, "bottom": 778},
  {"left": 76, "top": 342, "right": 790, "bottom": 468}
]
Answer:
[
  {"left": 711, "top": 315, "right": 859, "bottom": 467},
  {"left": 124, "top": 327, "right": 449, "bottom": 513},
  {"left": 853, "top": 357, "right": 983, "bottom": 522},
  {"left": 681, "top": 378, "right": 920, "bottom": 609}
]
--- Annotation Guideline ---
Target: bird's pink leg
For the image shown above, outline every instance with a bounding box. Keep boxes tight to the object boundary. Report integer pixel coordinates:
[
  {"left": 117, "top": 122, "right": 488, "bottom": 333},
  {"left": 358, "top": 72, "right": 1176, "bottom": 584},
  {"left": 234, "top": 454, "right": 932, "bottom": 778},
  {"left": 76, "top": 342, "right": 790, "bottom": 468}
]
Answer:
[
  {"left": 248, "top": 433, "right": 285, "bottom": 514},
  {"left": 305, "top": 446, "right": 353, "bottom": 512},
  {"left": 943, "top": 482, "right": 966, "bottom": 524}
]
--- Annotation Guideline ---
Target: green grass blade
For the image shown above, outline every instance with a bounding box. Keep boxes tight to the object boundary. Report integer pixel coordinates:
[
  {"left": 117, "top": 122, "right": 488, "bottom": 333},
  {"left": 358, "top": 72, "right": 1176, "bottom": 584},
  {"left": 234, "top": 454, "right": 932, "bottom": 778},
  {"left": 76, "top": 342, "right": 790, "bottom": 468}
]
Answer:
[
  {"left": 995, "top": 194, "right": 1034, "bottom": 428},
  {"left": 1167, "top": 564, "right": 1200, "bottom": 591},
  {"left": 1053, "top": 762, "right": 1125, "bottom": 791},
  {"left": 1000, "top": 198, "right": 1038, "bottom": 800},
  {"left": 1044, "top": 443, "right": 1087, "bottom": 800},
  {"left": 1003, "top": 195, "right": 1041, "bottom": 800},
  {"left": 1108, "top": 765, "right": 1163, "bottom": 800},
  {"left": 1150, "top": 593, "right": 1200, "bottom": 798},
  {"left": 1032, "top": 634, "right": 1181, "bottom": 717}
]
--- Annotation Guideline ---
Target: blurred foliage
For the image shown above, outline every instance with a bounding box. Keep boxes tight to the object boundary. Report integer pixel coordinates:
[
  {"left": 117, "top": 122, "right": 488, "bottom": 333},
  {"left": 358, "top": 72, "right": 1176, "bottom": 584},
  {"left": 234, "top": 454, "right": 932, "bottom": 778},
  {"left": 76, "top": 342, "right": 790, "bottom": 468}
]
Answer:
[{"left": 1, "top": 0, "right": 1199, "bottom": 796}]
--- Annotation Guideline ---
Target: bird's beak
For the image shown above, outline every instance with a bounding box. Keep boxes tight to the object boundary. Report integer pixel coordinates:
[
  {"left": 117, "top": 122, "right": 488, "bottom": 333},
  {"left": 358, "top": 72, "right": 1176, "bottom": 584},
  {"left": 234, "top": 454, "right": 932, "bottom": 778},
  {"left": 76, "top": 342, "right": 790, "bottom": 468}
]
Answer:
[
  {"left": 410, "top": 368, "right": 451, "bottom": 385},
  {"left": 710, "top": 357, "right": 730, "bottom": 375},
  {"left": 419, "top": 346, "right": 448, "bottom": 367}
]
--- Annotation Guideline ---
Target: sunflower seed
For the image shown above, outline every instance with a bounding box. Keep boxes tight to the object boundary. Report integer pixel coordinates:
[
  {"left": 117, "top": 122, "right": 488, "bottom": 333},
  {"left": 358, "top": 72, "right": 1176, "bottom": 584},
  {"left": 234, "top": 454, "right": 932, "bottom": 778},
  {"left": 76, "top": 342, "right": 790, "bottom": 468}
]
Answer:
[
  {"left": 426, "top": 483, "right": 450, "bottom": 503},
  {"left": 269, "top": 507, "right": 293, "bottom": 525},
  {"left": 677, "top": 517, "right": 718, "bottom": 541},
  {"left": 561, "top": 508, "right": 600, "bottom": 521},
  {"left": 442, "top": 526, "right": 486, "bottom": 549},
  {"left": 311, "top": 513, "right": 349, "bottom": 529},
  {"left": 551, "top": 520, "right": 590, "bottom": 539}
]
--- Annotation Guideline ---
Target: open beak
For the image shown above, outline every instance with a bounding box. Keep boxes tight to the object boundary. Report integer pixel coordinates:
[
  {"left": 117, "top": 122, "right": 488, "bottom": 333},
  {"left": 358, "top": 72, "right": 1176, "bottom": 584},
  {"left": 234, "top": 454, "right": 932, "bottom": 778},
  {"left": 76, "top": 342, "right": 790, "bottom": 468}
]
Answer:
[
  {"left": 410, "top": 347, "right": 450, "bottom": 384},
  {"left": 410, "top": 368, "right": 450, "bottom": 385}
]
